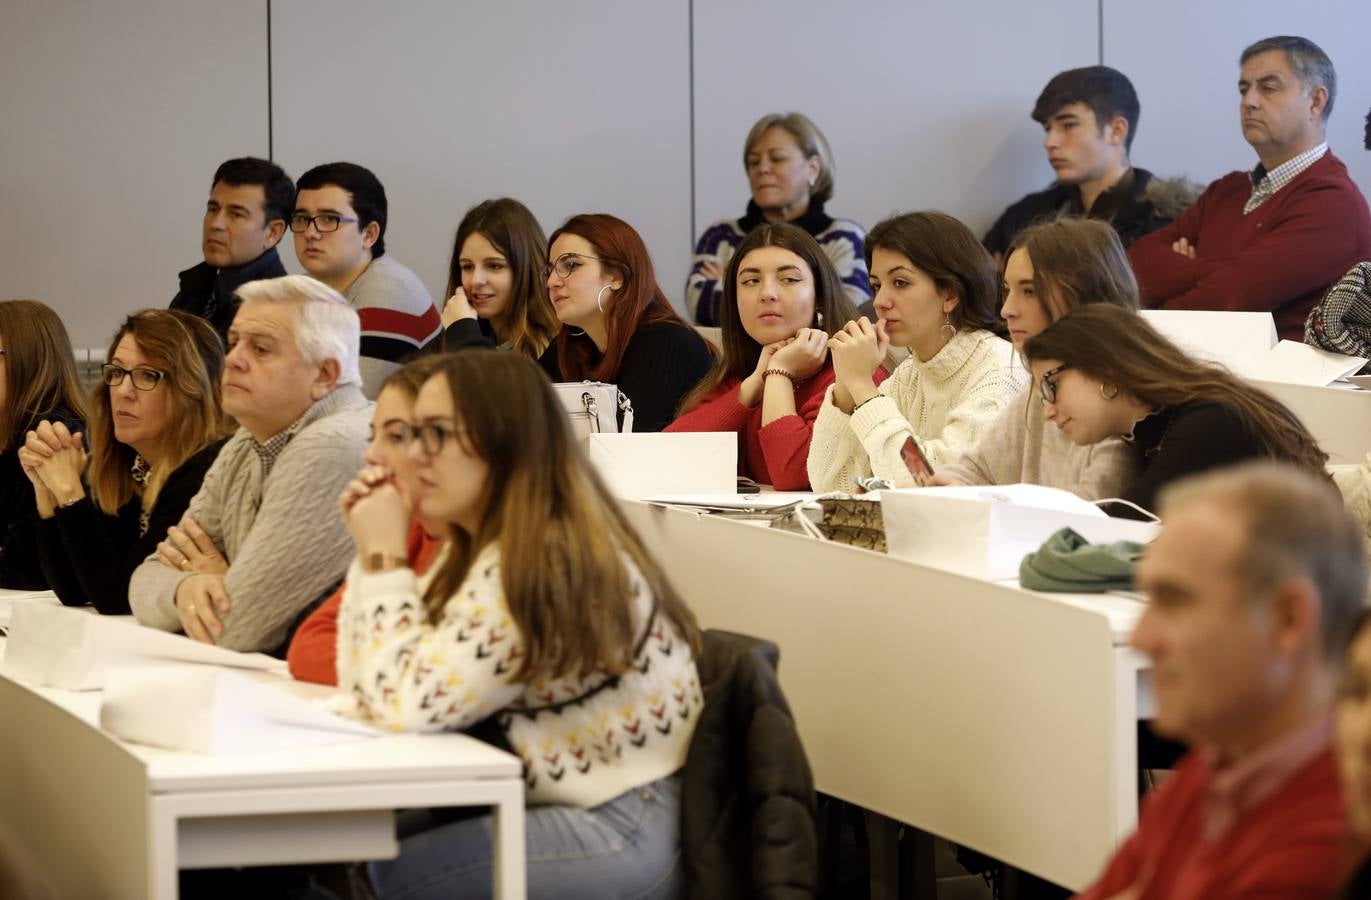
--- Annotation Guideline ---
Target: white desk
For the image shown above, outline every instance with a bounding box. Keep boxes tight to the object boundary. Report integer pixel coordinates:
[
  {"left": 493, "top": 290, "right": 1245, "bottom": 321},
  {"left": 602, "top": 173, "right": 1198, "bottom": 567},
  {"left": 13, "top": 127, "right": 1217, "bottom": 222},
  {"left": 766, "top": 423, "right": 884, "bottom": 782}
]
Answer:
[
  {"left": 0, "top": 607, "right": 527, "bottom": 900},
  {"left": 622, "top": 500, "right": 1148, "bottom": 891}
]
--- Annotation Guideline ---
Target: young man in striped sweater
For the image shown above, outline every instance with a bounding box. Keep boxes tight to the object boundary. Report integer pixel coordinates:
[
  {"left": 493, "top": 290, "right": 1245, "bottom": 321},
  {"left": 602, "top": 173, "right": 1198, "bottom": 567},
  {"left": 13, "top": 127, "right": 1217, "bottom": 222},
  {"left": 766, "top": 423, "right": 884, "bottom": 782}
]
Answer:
[{"left": 292, "top": 162, "right": 440, "bottom": 398}]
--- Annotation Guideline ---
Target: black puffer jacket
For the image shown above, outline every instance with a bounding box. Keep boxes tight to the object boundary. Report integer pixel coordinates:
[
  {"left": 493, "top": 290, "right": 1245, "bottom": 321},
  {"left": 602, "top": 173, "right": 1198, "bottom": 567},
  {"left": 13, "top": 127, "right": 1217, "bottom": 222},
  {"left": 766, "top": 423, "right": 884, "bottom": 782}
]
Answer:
[{"left": 681, "top": 630, "right": 817, "bottom": 899}]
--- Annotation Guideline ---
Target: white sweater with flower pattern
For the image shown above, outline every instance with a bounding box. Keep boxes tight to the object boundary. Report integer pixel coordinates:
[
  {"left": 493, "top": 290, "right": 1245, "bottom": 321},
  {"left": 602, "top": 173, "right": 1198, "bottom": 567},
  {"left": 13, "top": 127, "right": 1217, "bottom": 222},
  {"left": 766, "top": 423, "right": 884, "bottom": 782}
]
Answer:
[{"left": 331, "top": 544, "right": 702, "bottom": 808}]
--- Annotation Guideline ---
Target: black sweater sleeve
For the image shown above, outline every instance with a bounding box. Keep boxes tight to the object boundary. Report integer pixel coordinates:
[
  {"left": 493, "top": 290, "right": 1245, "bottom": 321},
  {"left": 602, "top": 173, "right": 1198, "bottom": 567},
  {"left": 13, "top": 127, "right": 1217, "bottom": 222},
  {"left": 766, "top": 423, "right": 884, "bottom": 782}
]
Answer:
[
  {"left": 0, "top": 455, "right": 49, "bottom": 590},
  {"left": 1121, "top": 403, "right": 1265, "bottom": 515},
  {"left": 612, "top": 323, "right": 716, "bottom": 432},
  {"left": 44, "top": 440, "right": 224, "bottom": 615}
]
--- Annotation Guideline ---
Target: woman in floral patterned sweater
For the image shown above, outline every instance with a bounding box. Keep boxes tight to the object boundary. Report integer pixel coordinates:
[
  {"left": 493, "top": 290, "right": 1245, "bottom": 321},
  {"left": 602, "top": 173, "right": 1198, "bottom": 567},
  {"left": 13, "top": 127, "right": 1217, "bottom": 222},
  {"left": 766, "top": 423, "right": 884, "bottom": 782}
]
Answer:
[{"left": 334, "top": 350, "right": 703, "bottom": 900}]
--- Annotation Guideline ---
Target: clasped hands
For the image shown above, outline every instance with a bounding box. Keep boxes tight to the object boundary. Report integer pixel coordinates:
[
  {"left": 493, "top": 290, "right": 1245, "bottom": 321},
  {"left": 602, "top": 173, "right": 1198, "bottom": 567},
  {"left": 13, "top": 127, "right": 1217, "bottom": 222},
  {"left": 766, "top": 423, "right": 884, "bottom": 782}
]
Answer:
[
  {"left": 829, "top": 317, "right": 889, "bottom": 413},
  {"left": 339, "top": 465, "right": 414, "bottom": 561},
  {"left": 738, "top": 327, "right": 830, "bottom": 408},
  {"left": 17, "top": 420, "right": 88, "bottom": 513}
]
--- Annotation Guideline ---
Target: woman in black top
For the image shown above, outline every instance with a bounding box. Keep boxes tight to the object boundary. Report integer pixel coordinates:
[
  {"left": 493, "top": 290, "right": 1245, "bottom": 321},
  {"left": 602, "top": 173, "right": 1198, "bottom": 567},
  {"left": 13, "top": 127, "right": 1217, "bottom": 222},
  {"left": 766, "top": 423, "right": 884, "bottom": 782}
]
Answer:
[
  {"left": 546, "top": 213, "right": 715, "bottom": 432},
  {"left": 1022, "top": 304, "right": 1327, "bottom": 517},
  {"left": 430, "top": 197, "right": 562, "bottom": 379},
  {"left": 20, "top": 310, "right": 231, "bottom": 613},
  {"left": 0, "top": 300, "right": 89, "bottom": 589}
]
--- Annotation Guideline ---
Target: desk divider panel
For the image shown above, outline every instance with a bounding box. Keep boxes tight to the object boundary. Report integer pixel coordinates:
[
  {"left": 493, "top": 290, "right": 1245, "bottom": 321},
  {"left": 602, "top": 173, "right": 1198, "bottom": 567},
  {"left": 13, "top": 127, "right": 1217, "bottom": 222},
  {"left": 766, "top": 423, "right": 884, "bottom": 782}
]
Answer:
[
  {"left": 623, "top": 501, "right": 1127, "bottom": 890},
  {"left": 0, "top": 677, "right": 153, "bottom": 900}
]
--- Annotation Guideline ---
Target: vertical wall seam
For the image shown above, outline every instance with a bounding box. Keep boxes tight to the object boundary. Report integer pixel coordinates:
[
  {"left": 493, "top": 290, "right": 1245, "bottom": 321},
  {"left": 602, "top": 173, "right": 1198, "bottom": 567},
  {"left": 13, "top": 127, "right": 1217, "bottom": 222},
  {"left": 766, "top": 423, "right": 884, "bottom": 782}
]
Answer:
[
  {"left": 688, "top": 0, "right": 696, "bottom": 246},
  {"left": 267, "top": 0, "right": 275, "bottom": 159},
  {"left": 1096, "top": 0, "right": 1107, "bottom": 65}
]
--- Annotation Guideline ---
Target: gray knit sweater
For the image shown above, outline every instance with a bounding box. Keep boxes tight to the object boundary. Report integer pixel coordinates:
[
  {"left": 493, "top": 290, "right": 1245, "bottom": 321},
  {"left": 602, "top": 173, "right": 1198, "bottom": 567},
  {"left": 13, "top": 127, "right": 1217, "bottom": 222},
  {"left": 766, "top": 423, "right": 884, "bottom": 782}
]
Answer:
[
  {"left": 129, "top": 386, "right": 372, "bottom": 652},
  {"left": 936, "top": 387, "right": 1137, "bottom": 501}
]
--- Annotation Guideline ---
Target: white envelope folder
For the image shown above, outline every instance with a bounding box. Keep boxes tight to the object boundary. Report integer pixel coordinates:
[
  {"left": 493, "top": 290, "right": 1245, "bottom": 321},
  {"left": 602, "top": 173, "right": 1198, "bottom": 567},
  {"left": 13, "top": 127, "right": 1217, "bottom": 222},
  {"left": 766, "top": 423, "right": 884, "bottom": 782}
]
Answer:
[
  {"left": 881, "top": 485, "right": 1160, "bottom": 581},
  {"left": 588, "top": 432, "right": 737, "bottom": 499},
  {"left": 100, "top": 661, "right": 378, "bottom": 754},
  {"left": 1, "top": 603, "right": 287, "bottom": 690}
]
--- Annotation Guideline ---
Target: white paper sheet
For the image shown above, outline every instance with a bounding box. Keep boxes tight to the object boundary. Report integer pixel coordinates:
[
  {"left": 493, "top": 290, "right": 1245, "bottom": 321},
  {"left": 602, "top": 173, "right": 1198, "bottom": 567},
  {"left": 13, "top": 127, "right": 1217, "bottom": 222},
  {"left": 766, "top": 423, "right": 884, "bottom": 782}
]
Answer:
[
  {"left": 1232, "top": 340, "right": 1367, "bottom": 386},
  {"left": 100, "top": 661, "right": 378, "bottom": 754},
  {"left": 589, "top": 432, "right": 738, "bottom": 499},
  {"left": 1, "top": 603, "right": 287, "bottom": 690}
]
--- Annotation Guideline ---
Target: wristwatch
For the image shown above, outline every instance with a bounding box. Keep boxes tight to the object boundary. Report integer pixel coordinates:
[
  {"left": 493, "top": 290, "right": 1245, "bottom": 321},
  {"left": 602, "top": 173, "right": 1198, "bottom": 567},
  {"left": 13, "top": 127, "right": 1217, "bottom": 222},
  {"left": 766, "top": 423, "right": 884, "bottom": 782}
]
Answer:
[{"left": 360, "top": 552, "right": 408, "bottom": 573}]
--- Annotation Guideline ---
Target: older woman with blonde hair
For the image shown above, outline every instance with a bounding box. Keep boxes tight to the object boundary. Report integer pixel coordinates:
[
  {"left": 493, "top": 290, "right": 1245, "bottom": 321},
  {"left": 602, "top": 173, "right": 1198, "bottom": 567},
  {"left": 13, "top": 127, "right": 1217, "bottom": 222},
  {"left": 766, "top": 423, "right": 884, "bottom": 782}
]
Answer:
[
  {"left": 20, "top": 309, "right": 230, "bottom": 613},
  {"left": 687, "top": 111, "right": 871, "bottom": 325}
]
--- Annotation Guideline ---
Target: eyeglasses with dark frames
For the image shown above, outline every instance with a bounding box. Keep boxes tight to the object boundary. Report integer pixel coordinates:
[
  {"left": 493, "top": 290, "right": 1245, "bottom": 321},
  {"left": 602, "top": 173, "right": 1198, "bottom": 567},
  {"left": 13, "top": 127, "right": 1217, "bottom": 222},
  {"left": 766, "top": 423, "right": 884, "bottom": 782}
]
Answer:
[
  {"left": 288, "top": 213, "right": 360, "bottom": 234},
  {"left": 1038, "top": 363, "right": 1072, "bottom": 404},
  {"left": 398, "top": 422, "right": 466, "bottom": 456},
  {"left": 102, "top": 364, "right": 168, "bottom": 392}
]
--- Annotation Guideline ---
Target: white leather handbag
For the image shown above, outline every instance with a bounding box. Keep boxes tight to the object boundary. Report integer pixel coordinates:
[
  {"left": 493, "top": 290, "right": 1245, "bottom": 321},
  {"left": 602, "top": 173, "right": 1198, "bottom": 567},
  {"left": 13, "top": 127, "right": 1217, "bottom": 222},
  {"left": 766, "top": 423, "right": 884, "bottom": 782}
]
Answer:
[{"left": 553, "top": 381, "right": 635, "bottom": 439}]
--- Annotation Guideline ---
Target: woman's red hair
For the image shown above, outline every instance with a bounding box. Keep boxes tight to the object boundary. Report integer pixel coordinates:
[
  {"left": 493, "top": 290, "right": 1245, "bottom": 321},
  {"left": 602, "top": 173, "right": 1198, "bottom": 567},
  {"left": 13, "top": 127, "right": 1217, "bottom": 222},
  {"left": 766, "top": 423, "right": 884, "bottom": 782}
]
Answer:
[{"left": 550, "top": 214, "right": 696, "bottom": 381}]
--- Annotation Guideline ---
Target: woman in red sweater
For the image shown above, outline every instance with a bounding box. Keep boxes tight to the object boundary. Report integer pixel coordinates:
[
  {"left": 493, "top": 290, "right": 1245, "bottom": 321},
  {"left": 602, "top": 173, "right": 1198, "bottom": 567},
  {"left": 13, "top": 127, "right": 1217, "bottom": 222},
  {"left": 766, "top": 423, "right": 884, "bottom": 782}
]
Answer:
[
  {"left": 668, "top": 222, "right": 884, "bottom": 489},
  {"left": 287, "top": 357, "right": 446, "bottom": 684}
]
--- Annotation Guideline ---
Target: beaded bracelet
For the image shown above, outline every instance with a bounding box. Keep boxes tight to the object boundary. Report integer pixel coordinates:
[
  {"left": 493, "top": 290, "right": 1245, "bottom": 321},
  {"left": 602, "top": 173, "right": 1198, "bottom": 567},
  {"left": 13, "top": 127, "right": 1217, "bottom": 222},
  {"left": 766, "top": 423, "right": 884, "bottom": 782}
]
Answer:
[{"left": 762, "top": 368, "right": 796, "bottom": 382}]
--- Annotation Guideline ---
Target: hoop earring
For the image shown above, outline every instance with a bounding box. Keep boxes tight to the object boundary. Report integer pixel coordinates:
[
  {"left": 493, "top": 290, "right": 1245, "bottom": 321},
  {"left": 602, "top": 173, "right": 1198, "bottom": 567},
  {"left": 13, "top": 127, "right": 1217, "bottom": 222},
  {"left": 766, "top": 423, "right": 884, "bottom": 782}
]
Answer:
[
  {"left": 940, "top": 313, "right": 956, "bottom": 341},
  {"left": 596, "top": 284, "right": 612, "bottom": 314},
  {"left": 1100, "top": 382, "right": 1120, "bottom": 401}
]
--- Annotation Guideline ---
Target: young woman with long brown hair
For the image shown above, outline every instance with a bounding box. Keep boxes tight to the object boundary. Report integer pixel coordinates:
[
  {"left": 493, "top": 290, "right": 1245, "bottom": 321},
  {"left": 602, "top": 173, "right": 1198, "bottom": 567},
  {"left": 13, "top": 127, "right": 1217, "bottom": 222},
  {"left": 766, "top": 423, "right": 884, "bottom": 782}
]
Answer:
[
  {"left": 808, "top": 211, "right": 1026, "bottom": 492},
  {"left": 547, "top": 213, "right": 714, "bottom": 431},
  {"left": 931, "top": 217, "right": 1142, "bottom": 498},
  {"left": 433, "top": 197, "right": 562, "bottom": 377},
  {"left": 1023, "top": 303, "right": 1327, "bottom": 517},
  {"left": 0, "top": 299, "right": 88, "bottom": 588},
  {"left": 335, "top": 351, "right": 702, "bottom": 898},
  {"left": 19, "top": 309, "right": 231, "bottom": 612},
  {"left": 668, "top": 221, "right": 882, "bottom": 489}
]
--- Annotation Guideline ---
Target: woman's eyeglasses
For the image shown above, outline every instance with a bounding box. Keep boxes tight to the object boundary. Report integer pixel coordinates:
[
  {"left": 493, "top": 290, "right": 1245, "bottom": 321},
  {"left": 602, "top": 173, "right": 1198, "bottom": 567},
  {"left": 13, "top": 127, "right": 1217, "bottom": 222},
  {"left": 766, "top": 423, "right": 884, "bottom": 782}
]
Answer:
[
  {"left": 543, "top": 253, "right": 605, "bottom": 280},
  {"left": 1038, "top": 364, "right": 1071, "bottom": 404},
  {"left": 102, "top": 364, "right": 167, "bottom": 391}
]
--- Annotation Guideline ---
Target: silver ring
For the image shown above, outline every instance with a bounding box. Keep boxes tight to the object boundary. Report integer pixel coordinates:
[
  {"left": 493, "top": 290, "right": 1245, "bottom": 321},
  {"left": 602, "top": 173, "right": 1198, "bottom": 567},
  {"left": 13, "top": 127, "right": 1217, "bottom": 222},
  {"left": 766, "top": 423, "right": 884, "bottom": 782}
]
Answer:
[{"left": 179, "top": 557, "right": 190, "bottom": 571}]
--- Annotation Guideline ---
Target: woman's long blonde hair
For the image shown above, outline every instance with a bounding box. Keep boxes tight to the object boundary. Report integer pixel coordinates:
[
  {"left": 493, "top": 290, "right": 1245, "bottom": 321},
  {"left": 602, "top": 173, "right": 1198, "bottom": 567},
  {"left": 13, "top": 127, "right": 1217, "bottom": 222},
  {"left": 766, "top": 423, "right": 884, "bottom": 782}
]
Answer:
[{"left": 421, "top": 352, "right": 700, "bottom": 681}]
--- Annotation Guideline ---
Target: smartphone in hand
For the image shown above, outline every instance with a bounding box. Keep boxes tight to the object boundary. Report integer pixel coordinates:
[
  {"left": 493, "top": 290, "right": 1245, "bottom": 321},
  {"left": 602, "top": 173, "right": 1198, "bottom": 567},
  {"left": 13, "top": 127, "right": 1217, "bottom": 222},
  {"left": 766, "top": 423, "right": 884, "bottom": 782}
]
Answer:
[{"left": 899, "top": 436, "right": 934, "bottom": 486}]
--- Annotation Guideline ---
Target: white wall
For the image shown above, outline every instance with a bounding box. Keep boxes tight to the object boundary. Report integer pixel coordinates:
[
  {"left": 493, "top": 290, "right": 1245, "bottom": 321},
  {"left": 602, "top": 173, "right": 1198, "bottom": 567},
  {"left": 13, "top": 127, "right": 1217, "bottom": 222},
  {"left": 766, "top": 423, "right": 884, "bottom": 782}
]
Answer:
[
  {"left": 1106, "top": 0, "right": 1371, "bottom": 197},
  {"left": 271, "top": 0, "right": 693, "bottom": 321},
  {"left": 0, "top": 0, "right": 269, "bottom": 350},
  {"left": 4, "top": 1, "right": 1371, "bottom": 350}
]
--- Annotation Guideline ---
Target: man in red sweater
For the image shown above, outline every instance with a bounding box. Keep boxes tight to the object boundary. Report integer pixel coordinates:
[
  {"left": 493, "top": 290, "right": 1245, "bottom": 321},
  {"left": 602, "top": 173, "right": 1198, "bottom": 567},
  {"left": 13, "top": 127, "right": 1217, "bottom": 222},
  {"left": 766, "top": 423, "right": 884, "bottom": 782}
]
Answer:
[
  {"left": 1129, "top": 36, "right": 1371, "bottom": 341},
  {"left": 1076, "top": 463, "right": 1365, "bottom": 900}
]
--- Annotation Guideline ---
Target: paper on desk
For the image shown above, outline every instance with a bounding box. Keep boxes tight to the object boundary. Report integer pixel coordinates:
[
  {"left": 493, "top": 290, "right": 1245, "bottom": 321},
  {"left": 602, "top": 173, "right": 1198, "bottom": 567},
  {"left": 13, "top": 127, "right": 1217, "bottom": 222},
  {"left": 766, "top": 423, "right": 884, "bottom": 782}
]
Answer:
[
  {"left": 101, "top": 661, "right": 379, "bottom": 754},
  {"left": 881, "top": 484, "right": 1159, "bottom": 581},
  {"left": 1231, "top": 340, "right": 1367, "bottom": 386},
  {"left": 590, "top": 432, "right": 737, "bottom": 499},
  {"left": 646, "top": 492, "right": 817, "bottom": 511},
  {"left": 1141, "top": 310, "right": 1276, "bottom": 371},
  {"left": 0, "top": 589, "right": 59, "bottom": 628},
  {"left": 1, "top": 603, "right": 287, "bottom": 690}
]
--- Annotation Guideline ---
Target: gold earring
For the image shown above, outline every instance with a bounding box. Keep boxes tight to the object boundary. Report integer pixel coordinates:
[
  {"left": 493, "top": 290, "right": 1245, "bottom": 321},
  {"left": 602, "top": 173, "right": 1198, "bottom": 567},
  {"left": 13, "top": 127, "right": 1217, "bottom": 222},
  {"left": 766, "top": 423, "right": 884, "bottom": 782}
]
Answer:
[{"left": 1099, "top": 382, "right": 1119, "bottom": 401}]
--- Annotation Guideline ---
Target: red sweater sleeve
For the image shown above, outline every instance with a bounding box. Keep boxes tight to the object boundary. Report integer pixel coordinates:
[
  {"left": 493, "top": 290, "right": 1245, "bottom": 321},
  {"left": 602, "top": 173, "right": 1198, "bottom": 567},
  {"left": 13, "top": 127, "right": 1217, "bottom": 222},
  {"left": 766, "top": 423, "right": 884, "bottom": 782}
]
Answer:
[
  {"left": 288, "top": 590, "right": 342, "bottom": 685},
  {"left": 760, "top": 366, "right": 887, "bottom": 492},
  {"left": 1129, "top": 188, "right": 1207, "bottom": 304},
  {"left": 287, "top": 521, "right": 435, "bottom": 686},
  {"left": 1160, "top": 182, "right": 1370, "bottom": 314},
  {"left": 664, "top": 377, "right": 752, "bottom": 433}
]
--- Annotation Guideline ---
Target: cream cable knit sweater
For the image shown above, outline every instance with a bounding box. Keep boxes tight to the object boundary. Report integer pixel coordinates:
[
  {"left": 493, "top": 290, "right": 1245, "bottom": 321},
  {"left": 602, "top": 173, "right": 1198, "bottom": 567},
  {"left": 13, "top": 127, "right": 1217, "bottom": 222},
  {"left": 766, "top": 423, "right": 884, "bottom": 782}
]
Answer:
[
  {"left": 129, "top": 385, "right": 372, "bottom": 652},
  {"left": 808, "top": 330, "right": 1027, "bottom": 492}
]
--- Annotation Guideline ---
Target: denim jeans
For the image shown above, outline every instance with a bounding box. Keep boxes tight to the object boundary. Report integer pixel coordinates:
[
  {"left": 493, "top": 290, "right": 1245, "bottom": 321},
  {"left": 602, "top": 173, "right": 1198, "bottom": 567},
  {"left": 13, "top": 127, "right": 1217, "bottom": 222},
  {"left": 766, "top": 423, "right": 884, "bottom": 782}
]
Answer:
[{"left": 370, "top": 774, "right": 683, "bottom": 900}]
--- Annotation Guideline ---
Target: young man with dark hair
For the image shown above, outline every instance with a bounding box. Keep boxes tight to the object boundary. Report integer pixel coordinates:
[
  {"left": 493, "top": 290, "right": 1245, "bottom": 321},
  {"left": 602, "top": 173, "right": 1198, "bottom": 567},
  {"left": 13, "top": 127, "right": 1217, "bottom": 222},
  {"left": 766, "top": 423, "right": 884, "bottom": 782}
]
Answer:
[
  {"left": 170, "top": 157, "right": 294, "bottom": 342},
  {"left": 1130, "top": 36, "right": 1371, "bottom": 341},
  {"left": 984, "top": 66, "right": 1189, "bottom": 262},
  {"left": 292, "top": 161, "right": 440, "bottom": 399}
]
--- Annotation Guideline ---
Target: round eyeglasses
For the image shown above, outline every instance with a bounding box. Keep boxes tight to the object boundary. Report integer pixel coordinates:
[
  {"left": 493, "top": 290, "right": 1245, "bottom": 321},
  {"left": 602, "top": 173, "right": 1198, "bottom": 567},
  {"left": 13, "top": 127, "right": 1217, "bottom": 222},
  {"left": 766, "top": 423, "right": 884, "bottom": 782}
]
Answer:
[
  {"left": 544, "top": 253, "right": 607, "bottom": 280},
  {"left": 102, "top": 364, "right": 168, "bottom": 391}
]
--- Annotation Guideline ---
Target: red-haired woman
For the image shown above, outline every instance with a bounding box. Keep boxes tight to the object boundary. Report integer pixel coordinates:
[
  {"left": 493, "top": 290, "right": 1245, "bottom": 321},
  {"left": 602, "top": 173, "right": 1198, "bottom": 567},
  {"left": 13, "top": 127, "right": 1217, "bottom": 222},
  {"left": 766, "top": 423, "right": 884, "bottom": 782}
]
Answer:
[{"left": 547, "top": 214, "right": 714, "bottom": 432}]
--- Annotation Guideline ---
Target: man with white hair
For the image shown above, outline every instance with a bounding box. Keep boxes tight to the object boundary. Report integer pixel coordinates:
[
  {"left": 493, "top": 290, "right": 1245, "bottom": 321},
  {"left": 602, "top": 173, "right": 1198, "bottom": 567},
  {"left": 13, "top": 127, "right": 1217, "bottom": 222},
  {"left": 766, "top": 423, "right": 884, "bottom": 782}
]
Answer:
[{"left": 130, "top": 275, "right": 372, "bottom": 653}]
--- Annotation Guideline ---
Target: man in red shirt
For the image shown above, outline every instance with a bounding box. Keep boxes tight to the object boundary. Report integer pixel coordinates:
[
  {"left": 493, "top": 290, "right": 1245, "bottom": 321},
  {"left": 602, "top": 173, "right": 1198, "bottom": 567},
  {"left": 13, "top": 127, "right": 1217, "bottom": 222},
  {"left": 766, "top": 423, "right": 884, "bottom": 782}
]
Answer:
[
  {"left": 1129, "top": 36, "right": 1371, "bottom": 341},
  {"left": 1076, "top": 463, "right": 1365, "bottom": 900}
]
